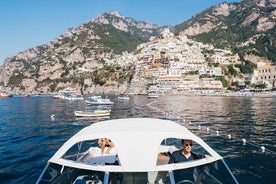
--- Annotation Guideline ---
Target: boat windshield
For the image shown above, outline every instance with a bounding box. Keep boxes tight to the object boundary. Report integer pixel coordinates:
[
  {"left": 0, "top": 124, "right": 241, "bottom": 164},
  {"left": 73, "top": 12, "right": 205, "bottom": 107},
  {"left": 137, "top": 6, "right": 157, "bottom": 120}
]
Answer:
[
  {"left": 38, "top": 163, "right": 105, "bottom": 184},
  {"left": 157, "top": 138, "right": 209, "bottom": 166},
  {"left": 61, "top": 138, "right": 120, "bottom": 166},
  {"left": 61, "top": 139, "right": 99, "bottom": 161},
  {"left": 171, "top": 159, "right": 238, "bottom": 184},
  {"left": 39, "top": 137, "right": 238, "bottom": 183},
  {"left": 38, "top": 159, "right": 237, "bottom": 184}
]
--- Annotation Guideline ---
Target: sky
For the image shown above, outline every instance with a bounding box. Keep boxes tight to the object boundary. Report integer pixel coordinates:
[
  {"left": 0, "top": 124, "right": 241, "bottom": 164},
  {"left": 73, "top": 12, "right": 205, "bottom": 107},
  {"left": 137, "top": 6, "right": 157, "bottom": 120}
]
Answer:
[{"left": 0, "top": 0, "right": 239, "bottom": 64}]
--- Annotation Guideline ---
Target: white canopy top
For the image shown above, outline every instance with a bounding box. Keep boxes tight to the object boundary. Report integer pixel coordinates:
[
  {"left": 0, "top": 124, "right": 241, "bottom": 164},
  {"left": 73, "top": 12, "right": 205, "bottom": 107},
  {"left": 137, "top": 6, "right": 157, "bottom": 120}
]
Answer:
[{"left": 49, "top": 118, "right": 222, "bottom": 172}]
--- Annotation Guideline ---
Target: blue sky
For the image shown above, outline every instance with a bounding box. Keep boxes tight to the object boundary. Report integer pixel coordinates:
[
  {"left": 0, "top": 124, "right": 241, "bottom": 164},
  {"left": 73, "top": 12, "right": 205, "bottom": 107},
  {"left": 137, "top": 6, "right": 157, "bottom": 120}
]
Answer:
[{"left": 0, "top": 0, "right": 239, "bottom": 64}]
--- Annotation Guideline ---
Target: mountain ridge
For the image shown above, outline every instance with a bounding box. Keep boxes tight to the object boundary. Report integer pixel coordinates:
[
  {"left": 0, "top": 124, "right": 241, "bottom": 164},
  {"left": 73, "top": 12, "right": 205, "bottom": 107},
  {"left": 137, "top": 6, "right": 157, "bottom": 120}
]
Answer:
[
  {"left": 0, "top": 0, "right": 275, "bottom": 94},
  {"left": 172, "top": 0, "right": 276, "bottom": 63},
  {"left": 0, "top": 11, "right": 166, "bottom": 93}
]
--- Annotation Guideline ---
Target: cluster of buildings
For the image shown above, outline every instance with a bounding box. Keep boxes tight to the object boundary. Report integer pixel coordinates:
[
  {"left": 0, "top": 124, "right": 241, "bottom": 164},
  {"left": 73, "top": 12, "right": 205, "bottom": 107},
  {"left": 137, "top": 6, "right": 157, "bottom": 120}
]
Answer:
[
  {"left": 111, "top": 29, "right": 276, "bottom": 94},
  {"left": 112, "top": 29, "right": 245, "bottom": 94},
  {"left": 2, "top": 28, "right": 274, "bottom": 96}
]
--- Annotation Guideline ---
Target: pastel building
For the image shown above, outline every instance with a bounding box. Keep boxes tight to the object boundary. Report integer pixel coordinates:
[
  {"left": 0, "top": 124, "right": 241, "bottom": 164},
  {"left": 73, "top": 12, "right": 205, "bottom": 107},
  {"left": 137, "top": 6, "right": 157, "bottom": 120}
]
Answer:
[{"left": 252, "top": 62, "right": 276, "bottom": 89}]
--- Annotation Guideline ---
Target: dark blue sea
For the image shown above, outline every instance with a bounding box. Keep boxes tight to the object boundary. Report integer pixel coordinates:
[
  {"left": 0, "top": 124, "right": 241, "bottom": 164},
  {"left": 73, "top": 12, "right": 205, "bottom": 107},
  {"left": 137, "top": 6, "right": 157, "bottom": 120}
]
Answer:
[{"left": 0, "top": 95, "right": 275, "bottom": 184}]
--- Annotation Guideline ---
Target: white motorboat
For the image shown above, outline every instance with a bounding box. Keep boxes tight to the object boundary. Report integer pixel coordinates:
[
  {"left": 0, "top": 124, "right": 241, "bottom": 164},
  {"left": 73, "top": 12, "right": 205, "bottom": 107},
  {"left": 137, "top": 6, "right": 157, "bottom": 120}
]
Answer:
[
  {"left": 118, "top": 93, "right": 130, "bottom": 100},
  {"left": 147, "top": 93, "right": 159, "bottom": 98},
  {"left": 85, "top": 97, "right": 114, "bottom": 105},
  {"left": 89, "top": 95, "right": 102, "bottom": 100},
  {"left": 0, "top": 93, "right": 12, "bottom": 98},
  {"left": 64, "top": 95, "right": 84, "bottom": 101},
  {"left": 36, "top": 118, "right": 239, "bottom": 184},
  {"left": 74, "top": 110, "right": 111, "bottom": 117},
  {"left": 52, "top": 94, "right": 65, "bottom": 99}
]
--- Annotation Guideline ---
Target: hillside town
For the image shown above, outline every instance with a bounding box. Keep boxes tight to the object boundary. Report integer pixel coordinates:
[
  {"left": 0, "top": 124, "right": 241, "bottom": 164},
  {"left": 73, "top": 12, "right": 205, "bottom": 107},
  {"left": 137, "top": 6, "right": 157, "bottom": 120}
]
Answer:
[
  {"left": 1, "top": 29, "right": 275, "bottom": 97},
  {"left": 106, "top": 29, "right": 275, "bottom": 96},
  {"left": 0, "top": 3, "right": 275, "bottom": 97}
]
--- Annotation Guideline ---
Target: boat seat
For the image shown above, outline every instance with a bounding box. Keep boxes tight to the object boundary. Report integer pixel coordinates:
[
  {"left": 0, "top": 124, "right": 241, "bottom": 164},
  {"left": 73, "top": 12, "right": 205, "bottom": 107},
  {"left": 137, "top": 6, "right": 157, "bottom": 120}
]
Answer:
[
  {"left": 78, "top": 147, "right": 118, "bottom": 165},
  {"left": 156, "top": 153, "right": 170, "bottom": 165},
  {"left": 147, "top": 171, "right": 167, "bottom": 184}
]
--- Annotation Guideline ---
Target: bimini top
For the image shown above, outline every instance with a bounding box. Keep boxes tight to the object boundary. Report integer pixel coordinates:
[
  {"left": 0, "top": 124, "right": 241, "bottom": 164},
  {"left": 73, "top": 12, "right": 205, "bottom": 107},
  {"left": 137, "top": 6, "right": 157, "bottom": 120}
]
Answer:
[{"left": 49, "top": 118, "right": 222, "bottom": 172}]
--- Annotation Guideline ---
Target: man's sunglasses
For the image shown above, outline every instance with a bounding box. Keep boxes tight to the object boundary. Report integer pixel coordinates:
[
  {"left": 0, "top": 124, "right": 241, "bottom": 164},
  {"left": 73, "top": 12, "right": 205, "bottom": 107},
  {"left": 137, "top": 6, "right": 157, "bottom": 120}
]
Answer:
[{"left": 183, "top": 143, "right": 193, "bottom": 147}]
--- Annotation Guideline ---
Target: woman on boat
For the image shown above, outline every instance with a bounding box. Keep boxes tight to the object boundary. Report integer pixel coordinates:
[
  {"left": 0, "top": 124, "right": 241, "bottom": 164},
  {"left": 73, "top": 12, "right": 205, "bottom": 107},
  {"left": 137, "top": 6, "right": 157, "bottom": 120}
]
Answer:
[{"left": 98, "top": 138, "right": 114, "bottom": 155}]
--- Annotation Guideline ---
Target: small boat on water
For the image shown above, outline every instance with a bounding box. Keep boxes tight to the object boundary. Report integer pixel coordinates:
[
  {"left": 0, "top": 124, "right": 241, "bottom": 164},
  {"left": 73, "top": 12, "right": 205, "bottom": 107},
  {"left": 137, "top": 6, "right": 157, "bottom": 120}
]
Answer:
[
  {"left": 0, "top": 93, "right": 12, "bottom": 98},
  {"left": 64, "top": 95, "right": 84, "bottom": 101},
  {"left": 12, "top": 94, "right": 30, "bottom": 98},
  {"left": 88, "top": 95, "right": 102, "bottom": 100},
  {"left": 74, "top": 110, "right": 111, "bottom": 117},
  {"left": 85, "top": 97, "right": 114, "bottom": 105},
  {"left": 118, "top": 93, "right": 130, "bottom": 100},
  {"left": 52, "top": 94, "right": 65, "bottom": 99},
  {"left": 147, "top": 93, "right": 159, "bottom": 98},
  {"left": 36, "top": 118, "right": 239, "bottom": 184}
]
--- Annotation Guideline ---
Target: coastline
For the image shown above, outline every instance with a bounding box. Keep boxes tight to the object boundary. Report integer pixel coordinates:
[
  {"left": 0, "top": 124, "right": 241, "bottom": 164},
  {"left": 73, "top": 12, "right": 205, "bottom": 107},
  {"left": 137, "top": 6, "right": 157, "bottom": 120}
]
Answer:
[{"left": 164, "top": 90, "right": 276, "bottom": 98}]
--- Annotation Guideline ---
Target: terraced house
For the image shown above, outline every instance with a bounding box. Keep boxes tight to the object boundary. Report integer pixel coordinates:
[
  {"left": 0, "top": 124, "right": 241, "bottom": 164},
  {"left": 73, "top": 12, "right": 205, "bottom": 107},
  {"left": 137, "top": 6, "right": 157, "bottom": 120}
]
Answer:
[{"left": 252, "top": 62, "right": 276, "bottom": 89}]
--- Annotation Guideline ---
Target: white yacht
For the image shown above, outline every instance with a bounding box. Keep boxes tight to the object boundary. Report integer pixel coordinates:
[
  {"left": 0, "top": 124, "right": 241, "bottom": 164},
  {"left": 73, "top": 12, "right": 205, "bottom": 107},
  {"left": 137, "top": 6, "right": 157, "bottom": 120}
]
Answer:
[
  {"left": 85, "top": 98, "right": 114, "bottom": 105},
  {"left": 36, "top": 118, "right": 239, "bottom": 184},
  {"left": 118, "top": 93, "right": 130, "bottom": 100},
  {"left": 64, "top": 95, "right": 84, "bottom": 101}
]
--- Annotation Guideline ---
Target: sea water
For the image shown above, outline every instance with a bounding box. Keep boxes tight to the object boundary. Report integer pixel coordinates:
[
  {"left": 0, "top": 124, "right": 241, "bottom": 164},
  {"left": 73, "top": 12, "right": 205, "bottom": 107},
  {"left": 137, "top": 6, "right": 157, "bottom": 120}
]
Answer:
[{"left": 0, "top": 95, "right": 275, "bottom": 183}]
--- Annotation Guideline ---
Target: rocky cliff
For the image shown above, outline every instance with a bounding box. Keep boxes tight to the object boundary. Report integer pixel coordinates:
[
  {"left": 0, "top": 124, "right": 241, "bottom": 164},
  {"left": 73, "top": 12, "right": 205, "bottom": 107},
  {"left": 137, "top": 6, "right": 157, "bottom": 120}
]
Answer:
[
  {"left": 172, "top": 0, "right": 276, "bottom": 64},
  {"left": 0, "top": 12, "right": 165, "bottom": 94},
  {"left": 1, "top": 0, "right": 275, "bottom": 94}
]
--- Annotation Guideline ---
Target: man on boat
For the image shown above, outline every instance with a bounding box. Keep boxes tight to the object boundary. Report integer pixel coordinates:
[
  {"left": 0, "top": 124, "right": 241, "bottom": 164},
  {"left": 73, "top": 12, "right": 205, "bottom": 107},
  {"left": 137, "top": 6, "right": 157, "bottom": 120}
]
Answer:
[
  {"left": 169, "top": 139, "right": 204, "bottom": 163},
  {"left": 169, "top": 139, "right": 205, "bottom": 183}
]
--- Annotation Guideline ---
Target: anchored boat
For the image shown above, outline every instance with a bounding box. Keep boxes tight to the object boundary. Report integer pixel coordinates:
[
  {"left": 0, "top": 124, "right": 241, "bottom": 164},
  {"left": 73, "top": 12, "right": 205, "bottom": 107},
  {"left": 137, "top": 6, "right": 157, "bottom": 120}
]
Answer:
[
  {"left": 0, "top": 93, "right": 12, "bottom": 98},
  {"left": 74, "top": 110, "right": 111, "bottom": 117},
  {"left": 36, "top": 118, "right": 239, "bottom": 184},
  {"left": 85, "top": 97, "right": 114, "bottom": 105},
  {"left": 118, "top": 94, "right": 130, "bottom": 101}
]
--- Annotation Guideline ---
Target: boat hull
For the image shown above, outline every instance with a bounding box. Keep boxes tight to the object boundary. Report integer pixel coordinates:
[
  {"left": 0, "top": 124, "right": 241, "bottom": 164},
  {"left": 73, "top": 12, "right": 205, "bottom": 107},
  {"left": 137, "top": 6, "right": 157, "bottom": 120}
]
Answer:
[
  {"left": 0, "top": 94, "right": 12, "bottom": 98},
  {"left": 74, "top": 110, "right": 110, "bottom": 117},
  {"left": 85, "top": 100, "right": 114, "bottom": 105}
]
